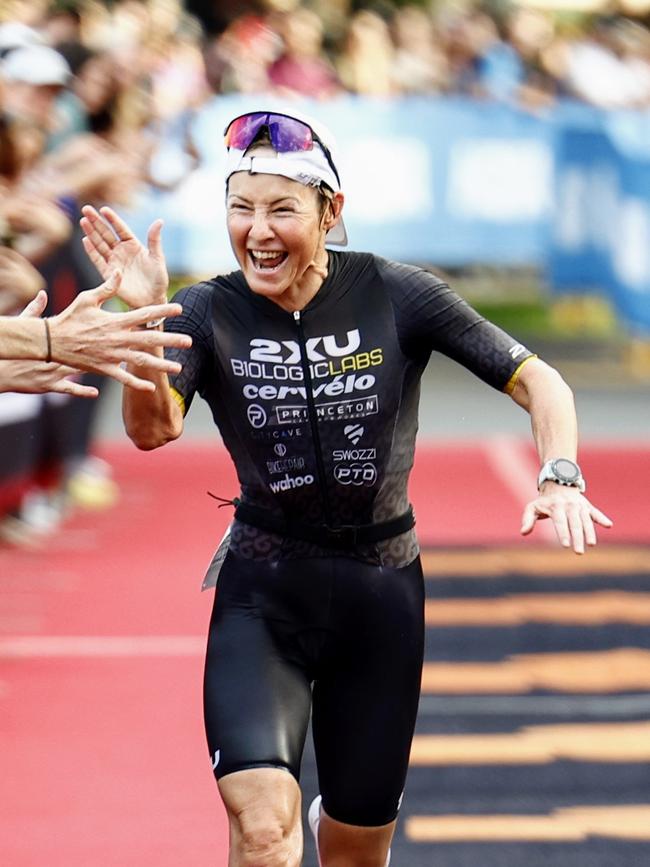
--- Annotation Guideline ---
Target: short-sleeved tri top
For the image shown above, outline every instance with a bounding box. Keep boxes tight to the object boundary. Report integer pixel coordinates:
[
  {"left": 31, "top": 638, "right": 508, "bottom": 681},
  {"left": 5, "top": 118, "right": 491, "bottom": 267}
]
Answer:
[{"left": 166, "top": 251, "right": 534, "bottom": 569}]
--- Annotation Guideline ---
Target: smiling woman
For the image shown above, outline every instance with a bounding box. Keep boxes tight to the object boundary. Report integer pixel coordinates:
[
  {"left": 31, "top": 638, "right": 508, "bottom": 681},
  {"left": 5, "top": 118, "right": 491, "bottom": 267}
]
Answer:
[
  {"left": 222, "top": 115, "right": 345, "bottom": 311},
  {"left": 78, "top": 106, "right": 612, "bottom": 867},
  {"left": 225, "top": 170, "right": 341, "bottom": 308}
]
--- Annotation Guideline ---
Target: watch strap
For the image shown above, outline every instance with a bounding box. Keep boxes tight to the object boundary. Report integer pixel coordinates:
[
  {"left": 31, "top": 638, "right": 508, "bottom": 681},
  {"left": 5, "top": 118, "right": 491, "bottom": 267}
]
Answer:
[{"left": 537, "top": 459, "right": 586, "bottom": 494}]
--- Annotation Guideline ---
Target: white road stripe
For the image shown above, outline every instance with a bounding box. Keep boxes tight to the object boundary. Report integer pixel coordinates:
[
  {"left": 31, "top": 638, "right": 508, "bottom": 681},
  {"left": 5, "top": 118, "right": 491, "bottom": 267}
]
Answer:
[
  {"left": 0, "top": 635, "right": 205, "bottom": 658},
  {"left": 418, "top": 694, "right": 650, "bottom": 718},
  {"left": 483, "top": 434, "right": 556, "bottom": 542}
]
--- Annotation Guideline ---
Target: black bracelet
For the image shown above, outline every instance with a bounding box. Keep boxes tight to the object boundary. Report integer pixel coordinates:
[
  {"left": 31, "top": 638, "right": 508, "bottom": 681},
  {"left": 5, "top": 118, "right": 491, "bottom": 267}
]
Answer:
[{"left": 44, "top": 318, "right": 52, "bottom": 363}]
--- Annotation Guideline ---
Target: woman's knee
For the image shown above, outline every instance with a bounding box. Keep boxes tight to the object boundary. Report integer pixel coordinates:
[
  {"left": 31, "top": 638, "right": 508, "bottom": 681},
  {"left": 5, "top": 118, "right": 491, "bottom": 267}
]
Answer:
[
  {"left": 218, "top": 768, "right": 302, "bottom": 867},
  {"left": 235, "top": 804, "right": 301, "bottom": 867}
]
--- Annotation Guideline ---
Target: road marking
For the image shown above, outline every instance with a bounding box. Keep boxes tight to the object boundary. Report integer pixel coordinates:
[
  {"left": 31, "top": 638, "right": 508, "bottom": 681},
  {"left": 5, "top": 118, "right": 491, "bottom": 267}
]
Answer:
[
  {"left": 420, "top": 545, "right": 650, "bottom": 577},
  {"left": 411, "top": 720, "right": 650, "bottom": 764},
  {"left": 417, "top": 693, "right": 650, "bottom": 717},
  {"left": 425, "top": 591, "right": 650, "bottom": 625},
  {"left": 0, "top": 635, "right": 205, "bottom": 658},
  {"left": 406, "top": 804, "right": 650, "bottom": 842},
  {"left": 483, "top": 434, "right": 556, "bottom": 542},
  {"left": 421, "top": 648, "right": 650, "bottom": 693}
]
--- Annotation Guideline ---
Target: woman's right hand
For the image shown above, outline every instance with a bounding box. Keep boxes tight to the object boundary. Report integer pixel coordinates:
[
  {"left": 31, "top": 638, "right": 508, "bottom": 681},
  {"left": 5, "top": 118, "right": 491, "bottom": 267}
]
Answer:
[{"left": 80, "top": 205, "right": 169, "bottom": 309}]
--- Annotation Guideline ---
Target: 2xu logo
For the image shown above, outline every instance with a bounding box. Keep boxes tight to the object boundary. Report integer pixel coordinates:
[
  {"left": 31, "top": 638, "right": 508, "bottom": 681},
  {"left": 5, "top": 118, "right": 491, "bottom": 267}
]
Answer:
[
  {"left": 250, "top": 330, "right": 361, "bottom": 364},
  {"left": 334, "top": 463, "right": 377, "bottom": 486}
]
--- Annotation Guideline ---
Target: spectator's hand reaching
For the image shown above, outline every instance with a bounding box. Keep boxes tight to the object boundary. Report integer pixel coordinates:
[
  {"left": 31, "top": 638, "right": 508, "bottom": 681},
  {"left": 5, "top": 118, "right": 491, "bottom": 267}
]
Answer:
[
  {"left": 0, "top": 246, "right": 45, "bottom": 314},
  {"left": 45, "top": 271, "right": 191, "bottom": 391},
  {"left": 80, "top": 205, "right": 169, "bottom": 309},
  {"left": 0, "top": 291, "right": 100, "bottom": 397},
  {"left": 1, "top": 195, "right": 71, "bottom": 252}
]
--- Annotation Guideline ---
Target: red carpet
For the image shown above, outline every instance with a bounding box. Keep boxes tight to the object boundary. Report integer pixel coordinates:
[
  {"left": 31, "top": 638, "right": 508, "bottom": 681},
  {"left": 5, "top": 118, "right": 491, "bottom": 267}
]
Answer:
[{"left": 1, "top": 439, "right": 648, "bottom": 866}]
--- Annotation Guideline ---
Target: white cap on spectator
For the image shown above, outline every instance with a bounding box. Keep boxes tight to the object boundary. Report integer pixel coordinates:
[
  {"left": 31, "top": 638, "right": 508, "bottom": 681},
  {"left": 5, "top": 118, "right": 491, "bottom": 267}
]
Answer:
[
  {"left": 1, "top": 44, "right": 71, "bottom": 86},
  {"left": 0, "top": 22, "right": 43, "bottom": 55}
]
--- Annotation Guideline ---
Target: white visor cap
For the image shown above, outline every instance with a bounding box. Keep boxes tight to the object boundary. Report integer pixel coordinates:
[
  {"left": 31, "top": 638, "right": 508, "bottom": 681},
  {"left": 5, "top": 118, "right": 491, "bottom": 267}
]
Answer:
[
  {"left": 224, "top": 107, "right": 348, "bottom": 247},
  {"left": 1, "top": 44, "right": 70, "bottom": 86}
]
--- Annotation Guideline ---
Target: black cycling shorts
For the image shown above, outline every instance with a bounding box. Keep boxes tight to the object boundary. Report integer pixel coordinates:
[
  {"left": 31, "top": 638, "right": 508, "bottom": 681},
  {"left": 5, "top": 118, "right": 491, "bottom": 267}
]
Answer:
[{"left": 203, "top": 550, "right": 425, "bottom": 827}]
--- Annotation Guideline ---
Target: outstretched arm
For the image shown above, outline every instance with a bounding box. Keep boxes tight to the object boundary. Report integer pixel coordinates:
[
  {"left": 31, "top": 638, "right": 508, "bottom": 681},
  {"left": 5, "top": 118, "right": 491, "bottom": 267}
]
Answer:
[
  {"left": 510, "top": 358, "right": 612, "bottom": 553},
  {"left": 0, "top": 277, "right": 191, "bottom": 391}
]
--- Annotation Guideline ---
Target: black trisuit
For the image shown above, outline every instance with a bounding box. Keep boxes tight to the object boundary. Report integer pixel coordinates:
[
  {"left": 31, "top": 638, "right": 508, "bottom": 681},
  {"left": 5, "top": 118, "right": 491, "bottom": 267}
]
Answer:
[{"left": 166, "top": 251, "right": 533, "bottom": 827}]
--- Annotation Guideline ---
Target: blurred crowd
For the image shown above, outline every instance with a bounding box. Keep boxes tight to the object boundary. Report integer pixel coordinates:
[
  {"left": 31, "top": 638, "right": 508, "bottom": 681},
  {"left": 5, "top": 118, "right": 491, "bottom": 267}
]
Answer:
[
  {"left": 206, "top": 0, "right": 650, "bottom": 109},
  {"left": 1, "top": 0, "right": 649, "bottom": 547}
]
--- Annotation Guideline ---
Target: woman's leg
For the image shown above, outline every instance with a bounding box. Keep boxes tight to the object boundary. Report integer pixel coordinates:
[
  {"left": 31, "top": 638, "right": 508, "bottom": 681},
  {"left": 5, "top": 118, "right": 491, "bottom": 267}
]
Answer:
[
  {"left": 203, "top": 554, "right": 315, "bottom": 865},
  {"left": 218, "top": 768, "right": 303, "bottom": 867},
  {"left": 316, "top": 805, "right": 395, "bottom": 867},
  {"left": 311, "top": 557, "right": 425, "bottom": 866}
]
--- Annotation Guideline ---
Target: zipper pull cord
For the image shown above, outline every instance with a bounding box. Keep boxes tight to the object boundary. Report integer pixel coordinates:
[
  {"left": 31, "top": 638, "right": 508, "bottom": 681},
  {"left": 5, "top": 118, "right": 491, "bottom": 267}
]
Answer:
[{"left": 207, "top": 492, "right": 241, "bottom": 509}]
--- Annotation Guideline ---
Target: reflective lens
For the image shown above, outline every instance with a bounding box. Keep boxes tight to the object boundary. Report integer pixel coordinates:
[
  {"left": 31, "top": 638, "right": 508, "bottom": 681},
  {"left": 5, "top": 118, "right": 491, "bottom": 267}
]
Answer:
[
  {"left": 224, "top": 112, "right": 314, "bottom": 153},
  {"left": 224, "top": 111, "right": 341, "bottom": 186}
]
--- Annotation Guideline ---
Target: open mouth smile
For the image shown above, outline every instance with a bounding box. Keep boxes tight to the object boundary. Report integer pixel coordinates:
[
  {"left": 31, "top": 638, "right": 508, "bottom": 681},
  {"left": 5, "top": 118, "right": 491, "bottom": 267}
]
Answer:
[{"left": 249, "top": 250, "right": 288, "bottom": 272}]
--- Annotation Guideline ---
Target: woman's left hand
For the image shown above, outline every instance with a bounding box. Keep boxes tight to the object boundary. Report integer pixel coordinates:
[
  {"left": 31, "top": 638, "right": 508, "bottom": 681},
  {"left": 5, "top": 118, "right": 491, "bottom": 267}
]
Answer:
[{"left": 520, "top": 483, "right": 613, "bottom": 554}]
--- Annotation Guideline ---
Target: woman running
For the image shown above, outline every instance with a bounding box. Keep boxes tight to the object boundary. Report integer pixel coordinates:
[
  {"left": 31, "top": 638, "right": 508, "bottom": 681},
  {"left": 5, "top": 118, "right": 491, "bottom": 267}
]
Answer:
[{"left": 80, "top": 108, "right": 612, "bottom": 867}]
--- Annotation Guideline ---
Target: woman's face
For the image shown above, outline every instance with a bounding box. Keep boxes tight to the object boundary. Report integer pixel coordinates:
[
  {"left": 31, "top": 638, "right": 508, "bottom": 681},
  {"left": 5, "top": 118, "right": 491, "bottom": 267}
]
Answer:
[{"left": 226, "top": 171, "right": 331, "bottom": 305}]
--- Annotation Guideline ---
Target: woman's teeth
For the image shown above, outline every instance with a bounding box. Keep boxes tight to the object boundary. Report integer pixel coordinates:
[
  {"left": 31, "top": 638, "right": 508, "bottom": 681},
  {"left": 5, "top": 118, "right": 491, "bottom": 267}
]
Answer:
[{"left": 250, "top": 250, "right": 286, "bottom": 270}]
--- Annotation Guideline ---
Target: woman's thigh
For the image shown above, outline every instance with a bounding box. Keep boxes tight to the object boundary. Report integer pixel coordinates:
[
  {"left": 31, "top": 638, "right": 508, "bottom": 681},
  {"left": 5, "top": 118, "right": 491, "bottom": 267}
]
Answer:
[
  {"left": 203, "top": 554, "right": 314, "bottom": 781},
  {"left": 312, "top": 556, "right": 425, "bottom": 827}
]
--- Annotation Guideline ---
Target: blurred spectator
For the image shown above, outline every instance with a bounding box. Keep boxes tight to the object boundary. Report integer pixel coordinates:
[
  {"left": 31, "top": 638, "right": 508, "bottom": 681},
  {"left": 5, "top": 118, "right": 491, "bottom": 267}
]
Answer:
[
  {"left": 390, "top": 4, "right": 449, "bottom": 95},
  {"left": 42, "top": 1, "right": 83, "bottom": 46},
  {"left": 2, "top": 42, "right": 71, "bottom": 137},
  {"left": 0, "top": 246, "right": 45, "bottom": 314},
  {"left": 337, "top": 9, "right": 395, "bottom": 97},
  {"left": 473, "top": 13, "right": 526, "bottom": 102},
  {"left": 54, "top": 41, "right": 118, "bottom": 139},
  {"left": 547, "top": 15, "right": 650, "bottom": 109},
  {"left": 210, "top": 14, "right": 281, "bottom": 94},
  {"left": 268, "top": 8, "right": 341, "bottom": 99},
  {"left": 0, "top": 108, "right": 72, "bottom": 268},
  {"left": 506, "top": 7, "right": 559, "bottom": 108}
]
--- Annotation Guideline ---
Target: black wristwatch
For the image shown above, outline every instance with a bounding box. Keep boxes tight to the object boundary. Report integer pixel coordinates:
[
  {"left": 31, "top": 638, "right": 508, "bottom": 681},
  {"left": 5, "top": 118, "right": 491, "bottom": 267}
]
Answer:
[{"left": 537, "top": 458, "right": 586, "bottom": 493}]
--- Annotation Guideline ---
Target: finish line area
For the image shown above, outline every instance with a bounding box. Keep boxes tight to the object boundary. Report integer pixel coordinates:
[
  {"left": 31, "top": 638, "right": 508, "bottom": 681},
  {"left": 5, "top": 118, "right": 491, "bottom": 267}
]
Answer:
[{"left": 1, "top": 440, "right": 649, "bottom": 867}]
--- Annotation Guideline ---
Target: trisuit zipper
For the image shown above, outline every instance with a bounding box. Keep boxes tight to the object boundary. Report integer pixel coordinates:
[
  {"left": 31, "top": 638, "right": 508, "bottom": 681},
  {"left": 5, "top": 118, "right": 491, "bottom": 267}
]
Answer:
[{"left": 293, "top": 309, "right": 333, "bottom": 525}]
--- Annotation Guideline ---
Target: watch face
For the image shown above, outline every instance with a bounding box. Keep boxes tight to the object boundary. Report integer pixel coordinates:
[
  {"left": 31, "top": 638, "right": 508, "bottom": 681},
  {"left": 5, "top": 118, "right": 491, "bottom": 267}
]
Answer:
[{"left": 552, "top": 458, "right": 580, "bottom": 483}]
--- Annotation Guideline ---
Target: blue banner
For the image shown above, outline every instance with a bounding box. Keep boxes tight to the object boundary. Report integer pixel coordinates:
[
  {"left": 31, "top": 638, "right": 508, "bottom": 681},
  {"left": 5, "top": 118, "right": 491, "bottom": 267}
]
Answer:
[{"left": 548, "top": 105, "right": 650, "bottom": 335}]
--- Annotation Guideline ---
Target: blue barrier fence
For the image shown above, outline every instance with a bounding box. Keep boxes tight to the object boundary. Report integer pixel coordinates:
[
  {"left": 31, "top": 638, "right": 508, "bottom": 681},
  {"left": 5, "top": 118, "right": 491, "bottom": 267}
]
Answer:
[{"left": 128, "top": 95, "right": 650, "bottom": 335}]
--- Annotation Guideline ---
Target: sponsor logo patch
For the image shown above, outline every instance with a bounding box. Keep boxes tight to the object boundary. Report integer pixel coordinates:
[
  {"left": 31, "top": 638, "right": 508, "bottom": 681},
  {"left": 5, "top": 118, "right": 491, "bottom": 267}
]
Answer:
[
  {"left": 250, "top": 427, "right": 303, "bottom": 441},
  {"left": 247, "top": 403, "right": 267, "bottom": 428},
  {"left": 509, "top": 343, "right": 528, "bottom": 360},
  {"left": 334, "top": 463, "right": 377, "bottom": 486},
  {"left": 269, "top": 473, "right": 315, "bottom": 493},
  {"left": 344, "top": 424, "right": 364, "bottom": 445},
  {"left": 333, "top": 448, "right": 377, "bottom": 462},
  {"left": 267, "top": 456, "right": 306, "bottom": 475},
  {"left": 276, "top": 395, "right": 379, "bottom": 425}
]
